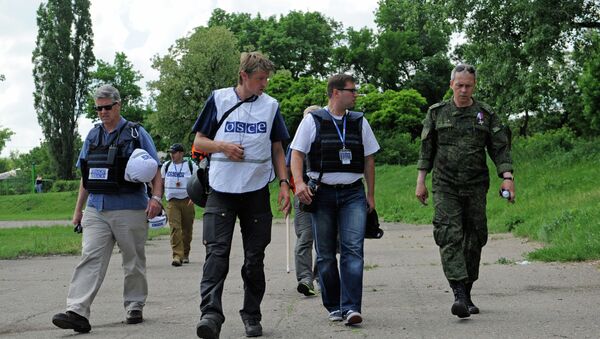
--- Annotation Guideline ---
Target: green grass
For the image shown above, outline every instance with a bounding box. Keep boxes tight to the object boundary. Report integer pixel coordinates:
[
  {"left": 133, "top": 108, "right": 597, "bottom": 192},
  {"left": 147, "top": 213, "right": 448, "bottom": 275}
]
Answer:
[
  {"left": 0, "top": 224, "right": 171, "bottom": 259},
  {"left": 0, "top": 226, "right": 82, "bottom": 259},
  {"left": 0, "top": 191, "right": 209, "bottom": 220},
  {"left": 0, "top": 191, "right": 78, "bottom": 220}
]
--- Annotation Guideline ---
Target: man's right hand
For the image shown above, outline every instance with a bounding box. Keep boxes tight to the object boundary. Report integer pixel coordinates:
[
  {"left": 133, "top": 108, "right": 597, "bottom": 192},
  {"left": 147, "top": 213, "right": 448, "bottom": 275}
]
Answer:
[
  {"left": 415, "top": 181, "right": 429, "bottom": 206},
  {"left": 295, "top": 181, "right": 313, "bottom": 205},
  {"left": 221, "top": 142, "right": 245, "bottom": 161}
]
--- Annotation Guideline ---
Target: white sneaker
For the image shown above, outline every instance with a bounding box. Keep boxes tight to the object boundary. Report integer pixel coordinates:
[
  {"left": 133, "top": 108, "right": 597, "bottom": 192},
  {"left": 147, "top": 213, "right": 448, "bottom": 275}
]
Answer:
[
  {"left": 344, "top": 311, "right": 362, "bottom": 325},
  {"left": 328, "top": 310, "right": 343, "bottom": 322}
]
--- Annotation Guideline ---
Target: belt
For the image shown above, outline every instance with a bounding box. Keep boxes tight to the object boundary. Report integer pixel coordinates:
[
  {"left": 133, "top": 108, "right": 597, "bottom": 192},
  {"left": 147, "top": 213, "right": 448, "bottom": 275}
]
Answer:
[
  {"left": 320, "top": 180, "right": 363, "bottom": 190},
  {"left": 168, "top": 197, "right": 190, "bottom": 201}
]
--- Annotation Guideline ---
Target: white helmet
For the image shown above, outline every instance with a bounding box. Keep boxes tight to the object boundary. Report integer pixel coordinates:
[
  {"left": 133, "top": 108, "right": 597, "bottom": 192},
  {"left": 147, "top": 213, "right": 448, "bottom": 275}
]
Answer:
[
  {"left": 125, "top": 149, "right": 158, "bottom": 183},
  {"left": 148, "top": 209, "right": 168, "bottom": 229}
]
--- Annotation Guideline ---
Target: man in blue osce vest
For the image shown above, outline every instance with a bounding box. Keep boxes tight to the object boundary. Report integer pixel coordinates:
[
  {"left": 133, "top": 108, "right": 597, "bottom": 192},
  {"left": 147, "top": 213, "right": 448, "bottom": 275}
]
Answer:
[
  {"left": 192, "top": 52, "right": 290, "bottom": 339},
  {"left": 52, "top": 85, "right": 162, "bottom": 333},
  {"left": 290, "top": 74, "right": 380, "bottom": 327}
]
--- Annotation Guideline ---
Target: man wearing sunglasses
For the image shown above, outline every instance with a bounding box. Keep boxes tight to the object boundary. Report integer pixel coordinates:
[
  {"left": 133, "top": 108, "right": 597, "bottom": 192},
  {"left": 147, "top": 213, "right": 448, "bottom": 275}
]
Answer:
[
  {"left": 290, "top": 74, "right": 379, "bottom": 327},
  {"left": 416, "top": 64, "right": 515, "bottom": 318},
  {"left": 52, "top": 85, "right": 162, "bottom": 333}
]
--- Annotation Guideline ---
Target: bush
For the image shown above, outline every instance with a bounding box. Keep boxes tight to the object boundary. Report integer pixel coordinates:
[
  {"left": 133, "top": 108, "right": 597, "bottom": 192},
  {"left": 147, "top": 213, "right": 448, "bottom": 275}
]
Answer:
[
  {"left": 512, "top": 127, "right": 576, "bottom": 161},
  {"left": 50, "top": 180, "right": 80, "bottom": 192},
  {"left": 375, "top": 133, "right": 420, "bottom": 165}
]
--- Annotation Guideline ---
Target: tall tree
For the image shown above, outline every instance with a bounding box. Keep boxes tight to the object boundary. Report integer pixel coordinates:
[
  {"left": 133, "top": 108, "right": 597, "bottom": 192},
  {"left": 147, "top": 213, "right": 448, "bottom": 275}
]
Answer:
[
  {"left": 86, "top": 52, "right": 148, "bottom": 123},
  {"left": 0, "top": 126, "right": 14, "bottom": 154},
  {"left": 374, "top": 0, "right": 452, "bottom": 99},
  {"left": 32, "top": 0, "right": 94, "bottom": 179},
  {"left": 148, "top": 26, "right": 239, "bottom": 147},
  {"left": 332, "top": 27, "right": 380, "bottom": 85},
  {"left": 209, "top": 9, "right": 341, "bottom": 78}
]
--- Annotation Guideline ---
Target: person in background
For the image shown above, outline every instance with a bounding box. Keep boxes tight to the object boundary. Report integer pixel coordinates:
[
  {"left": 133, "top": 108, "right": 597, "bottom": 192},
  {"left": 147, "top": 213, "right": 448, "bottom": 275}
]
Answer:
[
  {"left": 288, "top": 105, "right": 320, "bottom": 297},
  {"left": 35, "top": 175, "right": 43, "bottom": 193},
  {"left": 161, "top": 143, "right": 198, "bottom": 267}
]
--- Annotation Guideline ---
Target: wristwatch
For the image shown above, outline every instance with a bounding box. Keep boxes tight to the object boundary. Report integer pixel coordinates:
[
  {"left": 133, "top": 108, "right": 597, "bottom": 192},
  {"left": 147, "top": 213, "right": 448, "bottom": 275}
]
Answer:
[
  {"left": 502, "top": 177, "right": 514, "bottom": 181},
  {"left": 151, "top": 195, "right": 162, "bottom": 204},
  {"left": 279, "top": 179, "right": 290, "bottom": 187}
]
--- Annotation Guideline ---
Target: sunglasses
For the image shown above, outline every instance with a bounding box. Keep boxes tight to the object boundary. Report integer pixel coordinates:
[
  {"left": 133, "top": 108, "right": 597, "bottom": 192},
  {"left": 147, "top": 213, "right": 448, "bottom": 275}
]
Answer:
[
  {"left": 94, "top": 102, "right": 119, "bottom": 112},
  {"left": 337, "top": 88, "right": 358, "bottom": 93},
  {"left": 455, "top": 64, "right": 476, "bottom": 73}
]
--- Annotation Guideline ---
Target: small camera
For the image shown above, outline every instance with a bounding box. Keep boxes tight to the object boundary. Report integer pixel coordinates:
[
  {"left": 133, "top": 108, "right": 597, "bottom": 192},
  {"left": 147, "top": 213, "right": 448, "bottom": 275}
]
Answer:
[
  {"left": 299, "top": 179, "right": 320, "bottom": 213},
  {"left": 307, "top": 179, "right": 319, "bottom": 194}
]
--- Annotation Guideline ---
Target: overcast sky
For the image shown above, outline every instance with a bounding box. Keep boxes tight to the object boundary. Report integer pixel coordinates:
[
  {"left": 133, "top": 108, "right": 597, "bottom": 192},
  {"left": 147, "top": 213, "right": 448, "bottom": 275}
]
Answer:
[{"left": 0, "top": 0, "right": 379, "bottom": 157}]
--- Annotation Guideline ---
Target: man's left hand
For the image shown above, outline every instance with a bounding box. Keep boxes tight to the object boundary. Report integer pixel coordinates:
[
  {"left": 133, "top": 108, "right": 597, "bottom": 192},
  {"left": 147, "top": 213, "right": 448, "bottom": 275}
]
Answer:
[
  {"left": 278, "top": 185, "right": 291, "bottom": 215},
  {"left": 500, "top": 179, "right": 516, "bottom": 204}
]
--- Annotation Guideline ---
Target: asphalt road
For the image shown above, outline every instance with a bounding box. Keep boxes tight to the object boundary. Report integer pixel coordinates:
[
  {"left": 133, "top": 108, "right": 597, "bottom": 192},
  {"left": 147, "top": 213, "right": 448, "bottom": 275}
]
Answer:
[{"left": 1, "top": 221, "right": 599, "bottom": 338}]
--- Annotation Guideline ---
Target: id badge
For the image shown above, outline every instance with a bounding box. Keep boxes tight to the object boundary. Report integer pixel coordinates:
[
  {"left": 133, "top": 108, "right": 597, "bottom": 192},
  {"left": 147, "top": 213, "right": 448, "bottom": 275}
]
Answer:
[
  {"left": 89, "top": 168, "right": 109, "bottom": 180},
  {"left": 339, "top": 148, "right": 352, "bottom": 165}
]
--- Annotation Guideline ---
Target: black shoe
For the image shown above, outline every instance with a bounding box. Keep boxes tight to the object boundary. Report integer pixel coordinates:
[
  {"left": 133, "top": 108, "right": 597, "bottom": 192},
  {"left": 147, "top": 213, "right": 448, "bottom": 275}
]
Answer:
[
  {"left": 449, "top": 280, "right": 470, "bottom": 318},
  {"left": 243, "top": 319, "right": 262, "bottom": 337},
  {"left": 465, "top": 282, "right": 480, "bottom": 314},
  {"left": 172, "top": 258, "right": 182, "bottom": 267},
  {"left": 126, "top": 310, "right": 143, "bottom": 324},
  {"left": 52, "top": 311, "right": 91, "bottom": 333},
  {"left": 297, "top": 282, "right": 316, "bottom": 296},
  {"left": 196, "top": 318, "right": 220, "bottom": 339}
]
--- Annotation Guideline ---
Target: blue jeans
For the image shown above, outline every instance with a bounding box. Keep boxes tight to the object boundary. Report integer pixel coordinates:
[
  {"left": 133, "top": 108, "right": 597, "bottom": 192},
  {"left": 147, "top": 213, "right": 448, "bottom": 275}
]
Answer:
[{"left": 311, "top": 182, "right": 367, "bottom": 315}]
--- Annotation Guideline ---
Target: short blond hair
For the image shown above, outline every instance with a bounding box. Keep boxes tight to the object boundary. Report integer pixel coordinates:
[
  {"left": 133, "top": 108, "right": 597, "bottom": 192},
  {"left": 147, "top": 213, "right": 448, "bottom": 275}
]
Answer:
[{"left": 238, "top": 52, "right": 275, "bottom": 84}]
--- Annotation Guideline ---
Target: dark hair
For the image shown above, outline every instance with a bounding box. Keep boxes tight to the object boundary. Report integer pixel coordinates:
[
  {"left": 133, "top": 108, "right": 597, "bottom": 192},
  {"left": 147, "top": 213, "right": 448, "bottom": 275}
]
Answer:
[
  {"left": 327, "top": 74, "right": 355, "bottom": 98},
  {"left": 451, "top": 64, "right": 477, "bottom": 80}
]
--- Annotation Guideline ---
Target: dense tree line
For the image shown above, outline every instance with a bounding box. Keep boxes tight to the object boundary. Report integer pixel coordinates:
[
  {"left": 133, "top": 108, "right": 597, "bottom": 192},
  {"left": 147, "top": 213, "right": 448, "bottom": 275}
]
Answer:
[{"left": 21, "top": 0, "right": 600, "bottom": 179}]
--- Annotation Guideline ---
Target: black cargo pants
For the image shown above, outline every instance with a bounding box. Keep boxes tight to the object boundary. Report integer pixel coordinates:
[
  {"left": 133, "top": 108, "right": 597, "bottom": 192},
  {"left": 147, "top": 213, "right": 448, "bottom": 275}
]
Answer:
[{"left": 199, "top": 185, "right": 272, "bottom": 325}]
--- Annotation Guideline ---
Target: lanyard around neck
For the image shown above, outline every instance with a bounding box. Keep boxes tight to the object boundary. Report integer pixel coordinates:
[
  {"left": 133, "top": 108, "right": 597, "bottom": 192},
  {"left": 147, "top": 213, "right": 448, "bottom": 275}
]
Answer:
[
  {"left": 325, "top": 107, "right": 347, "bottom": 148},
  {"left": 173, "top": 161, "right": 184, "bottom": 176}
]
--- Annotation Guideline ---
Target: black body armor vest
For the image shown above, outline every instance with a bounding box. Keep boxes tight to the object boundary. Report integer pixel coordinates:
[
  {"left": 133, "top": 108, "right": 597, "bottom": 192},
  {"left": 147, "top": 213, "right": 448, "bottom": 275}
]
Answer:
[
  {"left": 80, "top": 121, "right": 143, "bottom": 194},
  {"left": 307, "top": 109, "right": 364, "bottom": 173}
]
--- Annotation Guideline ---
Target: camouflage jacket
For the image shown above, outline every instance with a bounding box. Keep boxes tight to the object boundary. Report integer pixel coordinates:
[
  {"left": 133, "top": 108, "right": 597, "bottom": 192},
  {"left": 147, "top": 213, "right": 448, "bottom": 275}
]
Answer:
[{"left": 417, "top": 99, "right": 513, "bottom": 189}]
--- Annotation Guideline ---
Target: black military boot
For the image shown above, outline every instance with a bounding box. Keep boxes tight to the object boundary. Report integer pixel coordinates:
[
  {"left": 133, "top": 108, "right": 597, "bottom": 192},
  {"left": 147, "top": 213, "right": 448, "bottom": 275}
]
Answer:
[
  {"left": 449, "top": 280, "right": 470, "bottom": 318},
  {"left": 465, "top": 282, "right": 480, "bottom": 314}
]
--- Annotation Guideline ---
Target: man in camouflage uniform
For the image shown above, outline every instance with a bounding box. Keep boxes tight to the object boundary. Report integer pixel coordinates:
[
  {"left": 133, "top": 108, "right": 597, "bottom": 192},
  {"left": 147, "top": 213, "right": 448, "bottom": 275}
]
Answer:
[{"left": 415, "top": 64, "right": 515, "bottom": 318}]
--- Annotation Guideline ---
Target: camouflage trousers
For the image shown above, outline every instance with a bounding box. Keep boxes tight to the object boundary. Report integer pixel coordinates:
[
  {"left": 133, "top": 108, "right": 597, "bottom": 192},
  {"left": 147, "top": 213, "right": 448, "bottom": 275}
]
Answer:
[{"left": 432, "top": 187, "right": 488, "bottom": 282}]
